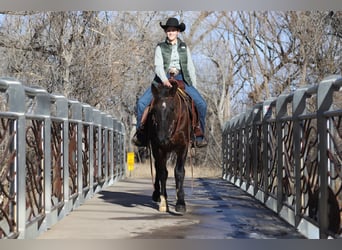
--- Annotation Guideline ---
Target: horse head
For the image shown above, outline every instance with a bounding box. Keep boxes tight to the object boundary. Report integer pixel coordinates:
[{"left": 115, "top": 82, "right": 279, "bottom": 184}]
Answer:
[
  {"left": 151, "top": 80, "right": 178, "bottom": 99},
  {"left": 150, "top": 81, "right": 179, "bottom": 147}
]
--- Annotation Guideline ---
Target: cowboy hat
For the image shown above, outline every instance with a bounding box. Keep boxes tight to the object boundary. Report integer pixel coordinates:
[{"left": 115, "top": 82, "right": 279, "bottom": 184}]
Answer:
[{"left": 160, "top": 17, "right": 186, "bottom": 32}]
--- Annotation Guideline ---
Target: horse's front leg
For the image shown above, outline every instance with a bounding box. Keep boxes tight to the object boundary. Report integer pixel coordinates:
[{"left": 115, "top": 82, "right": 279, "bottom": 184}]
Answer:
[
  {"left": 174, "top": 150, "right": 187, "bottom": 212},
  {"left": 152, "top": 174, "right": 169, "bottom": 203},
  {"left": 158, "top": 157, "right": 169, "bottom": 212},
  {"left": 152, "top": 168, "right": 160, "bottom": 202}
]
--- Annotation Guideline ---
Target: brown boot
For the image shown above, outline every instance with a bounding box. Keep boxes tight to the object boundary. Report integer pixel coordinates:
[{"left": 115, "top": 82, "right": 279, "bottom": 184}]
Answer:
[{"left": 132, "top": 126, "right": 148, "bottom": 147}]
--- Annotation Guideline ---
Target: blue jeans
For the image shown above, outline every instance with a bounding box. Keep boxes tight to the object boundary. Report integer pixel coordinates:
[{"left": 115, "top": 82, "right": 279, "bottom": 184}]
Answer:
[{"left": 136, "top": 74, "right": 207, "bottom": 137}]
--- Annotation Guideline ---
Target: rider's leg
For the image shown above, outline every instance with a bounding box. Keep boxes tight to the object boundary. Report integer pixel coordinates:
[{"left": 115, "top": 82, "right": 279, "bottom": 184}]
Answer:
[
  {"left": 136, "top": 87, "right": 153, "bottom": 128},
  {"left": 184, "top": 85, "right": 207, "bottom": 134},
  {"left": 184, "top": 85, "right": 208, "bottom": 147},
  {"left": 133, "top": 87, "right": 153, "bottom": 147}
]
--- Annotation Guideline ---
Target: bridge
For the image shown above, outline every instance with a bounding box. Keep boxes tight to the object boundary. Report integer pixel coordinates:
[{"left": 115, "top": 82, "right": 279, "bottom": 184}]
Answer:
[
  {"left": 36, "top": 178, "right": 304, "bottom": 239},
  {"left": 0, "top": 76, "right": 341, "bottom": 239}
]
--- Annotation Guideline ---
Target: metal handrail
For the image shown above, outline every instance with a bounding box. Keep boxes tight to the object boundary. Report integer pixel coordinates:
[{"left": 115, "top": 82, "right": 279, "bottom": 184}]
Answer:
[
  {"left": 222, "top": 75, "right": 342, "bottom": 239},
  {"left": 0, "top": 77, "right": 126, "bottom": 239}
]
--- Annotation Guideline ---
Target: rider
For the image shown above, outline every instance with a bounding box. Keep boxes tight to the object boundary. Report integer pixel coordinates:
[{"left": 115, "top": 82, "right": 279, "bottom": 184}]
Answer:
[{"left": 132, "top": 17, "right": 207, "bottom": 148}]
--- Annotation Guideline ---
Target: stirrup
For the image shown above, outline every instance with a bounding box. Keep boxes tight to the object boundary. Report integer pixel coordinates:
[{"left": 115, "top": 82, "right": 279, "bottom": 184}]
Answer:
[{"left": 191, "top": 137, "right": 208, "bottom": 148}]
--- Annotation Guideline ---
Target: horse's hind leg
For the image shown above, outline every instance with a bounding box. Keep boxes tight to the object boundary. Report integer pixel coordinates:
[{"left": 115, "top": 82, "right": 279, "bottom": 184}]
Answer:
[
  {"left": 152, "top": 171, "right": 160, "bottom": 202},
  {"left": 174, "top": 154, "right": 186, "bottom": 212}
]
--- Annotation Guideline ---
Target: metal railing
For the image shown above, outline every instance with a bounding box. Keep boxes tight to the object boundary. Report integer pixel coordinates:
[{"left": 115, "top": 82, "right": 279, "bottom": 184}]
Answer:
[
  {"left": 222, "top": 75, "right": 342, "bottom": 239},
  {"left": 0, "top": 77, "right": 126, "bottom": 239}
]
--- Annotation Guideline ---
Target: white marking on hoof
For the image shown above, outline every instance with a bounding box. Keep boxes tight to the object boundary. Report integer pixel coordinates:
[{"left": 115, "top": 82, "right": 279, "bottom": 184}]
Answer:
[{"left": 159, "top": 195, "right": 168, "bottom": 212}]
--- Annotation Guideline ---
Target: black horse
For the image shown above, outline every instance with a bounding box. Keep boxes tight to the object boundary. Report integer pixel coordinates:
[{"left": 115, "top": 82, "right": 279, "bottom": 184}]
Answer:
[{"left": 147, "top": 79, "right": 193, "bottom": 212}]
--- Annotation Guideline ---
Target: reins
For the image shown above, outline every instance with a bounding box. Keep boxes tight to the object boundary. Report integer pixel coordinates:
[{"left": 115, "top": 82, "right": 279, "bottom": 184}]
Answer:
[{"left": 148, "top": 143, "right": 154, "bottom": 189}]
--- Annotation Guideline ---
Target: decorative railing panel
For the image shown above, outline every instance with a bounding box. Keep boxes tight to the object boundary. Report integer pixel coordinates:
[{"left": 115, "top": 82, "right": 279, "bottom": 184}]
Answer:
[
  {"left": 0, "top": 77, "right": 126, "bottom": 239},
  {"left": 25, "top": 119, "right": 45, "bottom": 226},
  {"left": 50, "top": 119, "right": 64, "bottom": 210},
  {"left": 0, "top": 116, "right": 17, "bottom": 238},
  {"left": 222, "top": 75, "right": 342, "bottom": 239}
]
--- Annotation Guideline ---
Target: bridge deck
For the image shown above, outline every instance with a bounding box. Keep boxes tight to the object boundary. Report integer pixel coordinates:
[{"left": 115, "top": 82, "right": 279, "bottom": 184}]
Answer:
[{"left": 37, "top": 178, "right": 305, "bottom": 239}]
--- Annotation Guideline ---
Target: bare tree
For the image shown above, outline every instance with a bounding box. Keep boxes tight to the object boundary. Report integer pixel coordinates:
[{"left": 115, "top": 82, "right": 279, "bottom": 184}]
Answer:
[
  {"left": 233, "top": 11, "right": 341, "bottom": 104},
  {"left": 0, "top": 11, "right": 340, "bottom": 167}
]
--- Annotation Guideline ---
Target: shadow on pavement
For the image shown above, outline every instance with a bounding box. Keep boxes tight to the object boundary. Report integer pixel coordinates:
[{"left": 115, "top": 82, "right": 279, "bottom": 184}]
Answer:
[{"left": 98, "top": 190, "right": 155, "bottom": 209}]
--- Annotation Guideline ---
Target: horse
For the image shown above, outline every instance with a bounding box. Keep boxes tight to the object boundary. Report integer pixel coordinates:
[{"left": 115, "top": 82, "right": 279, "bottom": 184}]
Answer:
[{"left": 146, "top": 79, "right": 193, "bottom": 213}]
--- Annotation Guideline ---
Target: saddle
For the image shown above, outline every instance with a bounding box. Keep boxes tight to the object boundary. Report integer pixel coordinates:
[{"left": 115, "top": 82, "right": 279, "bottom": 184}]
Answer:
[{"left": 173, "top": 80, "right": 203, "bottom": 138}]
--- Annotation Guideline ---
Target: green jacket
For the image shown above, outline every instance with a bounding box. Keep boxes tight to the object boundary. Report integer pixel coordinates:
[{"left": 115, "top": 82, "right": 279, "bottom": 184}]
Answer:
[{"left": 153, "top": 38, "right": 192, "bottom": 86}]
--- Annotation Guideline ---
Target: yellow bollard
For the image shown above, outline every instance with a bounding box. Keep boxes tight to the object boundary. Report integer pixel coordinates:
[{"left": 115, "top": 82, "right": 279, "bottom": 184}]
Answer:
[{"left": 127, "top": 152, "right": 135, "bottom": 176}]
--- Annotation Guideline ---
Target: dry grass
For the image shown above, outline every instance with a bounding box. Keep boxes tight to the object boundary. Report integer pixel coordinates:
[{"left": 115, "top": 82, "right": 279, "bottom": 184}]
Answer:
[{"left": 125, "top": 162, "right": 222, "bottom": 179}]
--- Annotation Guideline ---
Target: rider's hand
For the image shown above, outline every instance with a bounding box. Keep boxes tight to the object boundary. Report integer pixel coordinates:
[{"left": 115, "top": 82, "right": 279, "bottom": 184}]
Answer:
[{"left": 163, "top": 80, "right": 172, "bottom": 88}]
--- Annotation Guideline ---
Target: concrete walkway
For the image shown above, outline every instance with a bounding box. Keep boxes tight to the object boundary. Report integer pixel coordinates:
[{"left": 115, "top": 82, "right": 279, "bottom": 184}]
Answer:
[{"left": 37, "top": 177, "right": 305, "bottom": 239}]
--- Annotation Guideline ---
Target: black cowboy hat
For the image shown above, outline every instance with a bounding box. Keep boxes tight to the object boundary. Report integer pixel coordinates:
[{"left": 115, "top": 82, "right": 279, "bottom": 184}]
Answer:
[{"left": 160, "top": 17, "right": 186, "bottom": 32}]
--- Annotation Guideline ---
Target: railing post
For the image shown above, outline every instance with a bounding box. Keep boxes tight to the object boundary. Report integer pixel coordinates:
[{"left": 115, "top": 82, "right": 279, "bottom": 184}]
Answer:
[
  {"left": 83, "top": 104, "right": 94, "bottom": 197},
  {"left": 2, "top": 78, "right": 26, "bottom": 238},
  {"left": 292, "top": 87, "right": 307, "bottom": 228},
  {"left": 108, "top": 117, "right": 114, "bottom": 183},
  {"left": 93, "top": 109, "right": 102, "bottom": 191},
  {"left": 69, "top": 100, "right": 83, "bottom": 205},
  {"left": 225, "top": 120, "right": 231, "bottom": 180},
  {"left": 238, "top": 113, "right": 246, "bottom": 186},
  {"left": 229, "top": 116, "right": 237, "bottom": 183},
  {"left": 262, "top": 100, "right": 274, "bottom": 202},
  {"left": 54, "top": 95, "right": 71, "bottom": 216},
  {"left": 252, "top": 105, "right": 262, "bottom": 196},
  {"left": 32, "top": 87, "right": 52, "bottom": 235},
  {"left": 276, "top": 96, "right": 284, "bottom": 211},
  {"left": 316, "top": 76, "right": 335, "bottom": 239},
  {"left": 245, "top": 109, "right": 254, "bottom": 189},
  {"left": 222, "top": 121, "right": 229, "bottom": 179},
  {"left": 102, "top": 113, "right": 109, "bottom": 184},
  {"left": 275, "top": 94, "right": 290, "bottom": 213},
  {"left": 119, "top": 121, "right": 126, "bottom": 178},
  {"left": 233, "top": 115, "right": 241, "bottom": 185}
]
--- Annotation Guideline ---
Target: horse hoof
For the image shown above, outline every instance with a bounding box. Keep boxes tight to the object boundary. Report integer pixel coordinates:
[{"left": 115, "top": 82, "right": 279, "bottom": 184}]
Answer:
[
  {"left": 175, "top": 204, "right": 186, "bottom": 213},
  {"left": 159, "top": 195, "right": 169, "bottom": 212},
  {"left": 159, "top": 205, "right": 169, "bottom": 212}
]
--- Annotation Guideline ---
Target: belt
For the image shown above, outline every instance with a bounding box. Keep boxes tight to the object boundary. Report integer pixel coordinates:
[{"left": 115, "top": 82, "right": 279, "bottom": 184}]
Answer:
[{"left": 168, "top": 68, "right": 181, "bottom": 76}]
